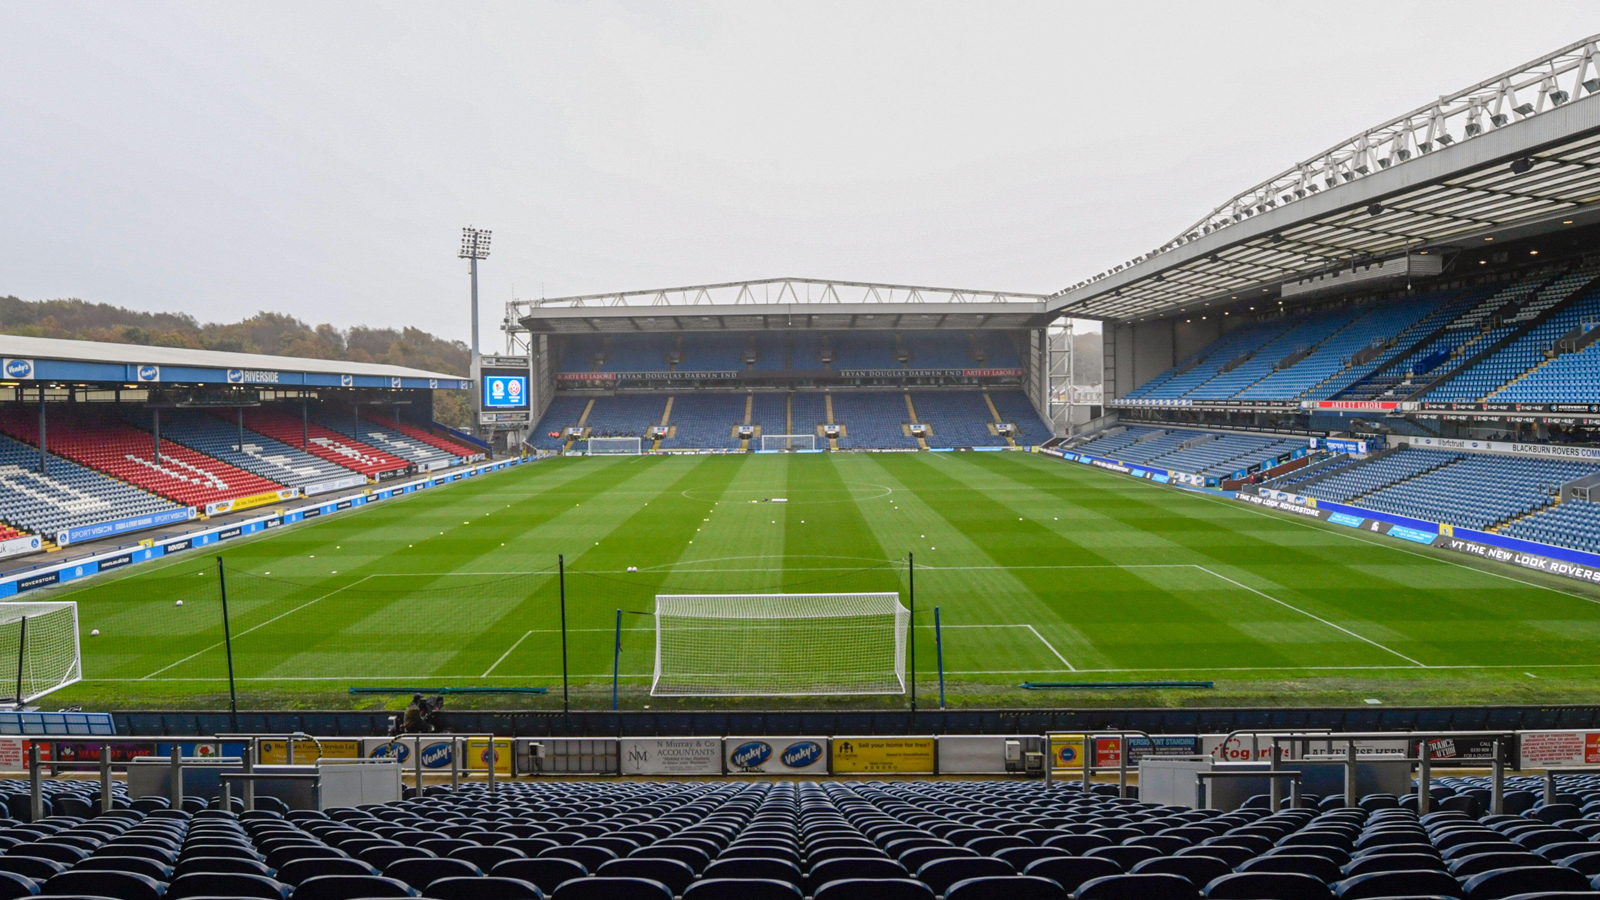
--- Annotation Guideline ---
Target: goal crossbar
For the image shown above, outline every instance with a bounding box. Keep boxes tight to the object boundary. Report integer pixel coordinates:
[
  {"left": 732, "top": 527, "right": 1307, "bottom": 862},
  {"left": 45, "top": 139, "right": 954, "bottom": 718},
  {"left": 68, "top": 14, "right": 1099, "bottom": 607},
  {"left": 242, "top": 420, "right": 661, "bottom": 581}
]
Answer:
[{"left": 652, "top": 592, "right": 908, "bottom": 697}]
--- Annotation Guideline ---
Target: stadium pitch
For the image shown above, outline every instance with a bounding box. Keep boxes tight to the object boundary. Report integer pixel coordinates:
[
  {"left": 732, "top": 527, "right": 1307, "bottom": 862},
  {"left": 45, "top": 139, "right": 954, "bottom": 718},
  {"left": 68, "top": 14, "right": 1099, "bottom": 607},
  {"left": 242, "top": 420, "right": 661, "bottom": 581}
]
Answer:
[{"left": 43, "top": 451, "right": 1600, "bottom": 711}]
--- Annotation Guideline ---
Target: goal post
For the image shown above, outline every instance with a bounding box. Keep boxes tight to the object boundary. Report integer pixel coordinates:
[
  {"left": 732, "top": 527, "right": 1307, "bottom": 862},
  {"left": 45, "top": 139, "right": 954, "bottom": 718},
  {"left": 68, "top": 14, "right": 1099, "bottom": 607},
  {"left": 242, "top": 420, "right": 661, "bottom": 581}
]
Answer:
[
  {"left": 651, "top": 592, "right": 910, "bottom": 696},
  {"left": 760, "top": 433, "right": 816, "bottom": 452},
  {"left": 0, "top": 602, "right": 81, "bottom": 705},
  {"left": 586, "top": 436, "right": 643, "bottom": 456}
]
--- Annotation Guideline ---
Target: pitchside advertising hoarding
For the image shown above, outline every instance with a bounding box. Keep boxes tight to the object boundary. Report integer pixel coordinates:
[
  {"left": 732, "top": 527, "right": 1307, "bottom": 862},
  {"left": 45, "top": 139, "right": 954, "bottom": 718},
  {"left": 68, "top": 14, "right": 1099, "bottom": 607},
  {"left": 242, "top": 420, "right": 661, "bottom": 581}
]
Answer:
[
  {"left": 831, "top": 737, "right": 936, "bottom": 775},
  {"left": 622, "top": 738, "right": 723, "bottom": 775},
  {"left": 723, "top": 737, "right": 829, "bottom": 775}
]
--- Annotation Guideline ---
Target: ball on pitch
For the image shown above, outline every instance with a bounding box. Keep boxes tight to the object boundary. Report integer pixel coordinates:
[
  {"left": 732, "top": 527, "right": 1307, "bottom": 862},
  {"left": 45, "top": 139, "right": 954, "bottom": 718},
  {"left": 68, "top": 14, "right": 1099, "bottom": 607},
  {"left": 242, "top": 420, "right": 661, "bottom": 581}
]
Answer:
[
  {"left": 175, "top": 600, "right": 184, "bottom": 607},
  {"left": 627, "top": 566, "right": 638, "bottom": 572},
  {"left": 90, "top": 629, "right": 99, "bottom": 637}
]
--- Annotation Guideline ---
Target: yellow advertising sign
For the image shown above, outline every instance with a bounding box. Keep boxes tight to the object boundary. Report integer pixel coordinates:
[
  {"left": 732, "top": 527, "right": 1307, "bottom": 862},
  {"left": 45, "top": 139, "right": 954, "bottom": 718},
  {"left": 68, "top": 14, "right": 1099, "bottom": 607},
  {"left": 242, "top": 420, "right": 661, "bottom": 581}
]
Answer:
[
  {"left": 258, "top": 739, "right": 360, "bottom": 765},
  {"left": 830, "top": 738, "right": 935, "bottom": 774},
  {"left": 1049, "top": 733, "right": 1086, "bottom": 771},
  {"left": 465, "top": 738, "right": 513, "bottom": 775},
  {"left": 231, "top": 489, "right": 295, "bottom": 513},
  {"left": 1439, "top": 523, "right": 1454, "bottom": 536}
]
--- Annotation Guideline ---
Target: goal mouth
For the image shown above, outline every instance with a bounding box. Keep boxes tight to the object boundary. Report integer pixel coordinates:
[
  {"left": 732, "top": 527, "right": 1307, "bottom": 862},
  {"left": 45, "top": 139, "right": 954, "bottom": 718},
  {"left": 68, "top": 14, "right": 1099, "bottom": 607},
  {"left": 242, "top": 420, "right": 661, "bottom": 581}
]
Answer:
[
  {"left": 651, "top": 592, "right": 909, "bottom": 697},
  {"left": 0, "top": 602, "right": 81, "bottom": 706},
  {"left": 586, "top": 437, "right": 643, "bottom": 456},
  {"left": 759, "top": 434, "right": 817, "bottom": 452}
]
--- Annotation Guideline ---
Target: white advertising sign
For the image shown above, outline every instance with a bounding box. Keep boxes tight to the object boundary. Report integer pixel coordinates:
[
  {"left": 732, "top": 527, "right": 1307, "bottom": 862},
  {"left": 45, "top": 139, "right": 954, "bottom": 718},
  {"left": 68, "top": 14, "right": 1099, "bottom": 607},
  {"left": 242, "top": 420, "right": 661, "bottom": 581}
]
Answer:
[{"left": 621, "top": 738, "right": 722, "bottom": 776}]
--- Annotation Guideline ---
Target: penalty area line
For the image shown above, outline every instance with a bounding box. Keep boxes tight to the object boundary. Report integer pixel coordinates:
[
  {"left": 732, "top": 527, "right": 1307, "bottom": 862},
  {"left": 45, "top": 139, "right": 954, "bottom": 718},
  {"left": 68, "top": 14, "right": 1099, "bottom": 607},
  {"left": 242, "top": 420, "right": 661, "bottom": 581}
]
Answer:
[
  {"left": 1194, "top": 565, "right": 1427, "bottom": 668},
  {"left": 481, "top": 630, "right": 533, "bottom": 678}
]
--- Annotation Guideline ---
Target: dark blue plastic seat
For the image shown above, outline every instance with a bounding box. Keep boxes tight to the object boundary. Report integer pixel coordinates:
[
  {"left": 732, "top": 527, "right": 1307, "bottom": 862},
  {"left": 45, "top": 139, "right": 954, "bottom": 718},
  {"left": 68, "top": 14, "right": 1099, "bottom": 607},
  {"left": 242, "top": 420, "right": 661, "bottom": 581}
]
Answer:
[
  {"left": 812, "top": 878, "right": 934, "bottom": 900},
  {"left": 945, "top": 874, "right": 1066, "bottom": 900},
  {"left": 425, "top": 875, "right": 545, "bottom": 900},
  {"left": 1202, "top": 872, "right": 1333, "bottom": 900},
  {"left": 290, "top": 873, "right": 420, "bottom": 899},
  {"left": 1075, "top": 872, "right": 1200, "bottom": 900},
  {"left": 166, "top": 871, "right": 290, "bottom": 899},
  {"left": 682, "top": 878, "right": 804, "bottom": 900}
]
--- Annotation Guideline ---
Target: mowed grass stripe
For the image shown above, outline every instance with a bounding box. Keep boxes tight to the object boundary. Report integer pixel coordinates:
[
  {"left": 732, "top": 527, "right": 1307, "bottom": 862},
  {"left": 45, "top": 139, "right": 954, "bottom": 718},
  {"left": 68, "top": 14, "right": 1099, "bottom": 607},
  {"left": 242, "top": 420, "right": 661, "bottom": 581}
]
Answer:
[
  {"left": 950, "top": 453, "right": 1425, "bottom": 669},
  {"left": 883, "top": 453, "right": 1415, "bottom": 673},
  {"left": 998, "top": 452, "right": 1600, "bottom": 668},
  {"left": 144, "top": 457, "right": 689, "bottom": 681}
]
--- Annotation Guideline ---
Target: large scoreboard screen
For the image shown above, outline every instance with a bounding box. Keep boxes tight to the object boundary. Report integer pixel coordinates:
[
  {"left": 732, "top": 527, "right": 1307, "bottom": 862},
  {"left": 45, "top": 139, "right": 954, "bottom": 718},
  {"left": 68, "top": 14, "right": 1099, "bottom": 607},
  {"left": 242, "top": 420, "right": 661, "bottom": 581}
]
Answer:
[{"left": 481, "top": 374, "right": 529, "bottom": 409}]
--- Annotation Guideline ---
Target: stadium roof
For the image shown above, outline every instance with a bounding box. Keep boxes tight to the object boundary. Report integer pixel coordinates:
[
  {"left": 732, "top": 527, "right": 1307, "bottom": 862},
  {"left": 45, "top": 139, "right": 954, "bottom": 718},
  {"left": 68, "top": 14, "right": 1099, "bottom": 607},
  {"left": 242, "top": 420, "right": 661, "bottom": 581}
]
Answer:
[
  {"left": 0, "top": 334, "right": 466, "bottom": 389},
  {"left": 509, "top": 278, "right": 1053, "bottom": 333},
  {"left": 1050, "top": 35, "right": 1600, "bottom": 324}
]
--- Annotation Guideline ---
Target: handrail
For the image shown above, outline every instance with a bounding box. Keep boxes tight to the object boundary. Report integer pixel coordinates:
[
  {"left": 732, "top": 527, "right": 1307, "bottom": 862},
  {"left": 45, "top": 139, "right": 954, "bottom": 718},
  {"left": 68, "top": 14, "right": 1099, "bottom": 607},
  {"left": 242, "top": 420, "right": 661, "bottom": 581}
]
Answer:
[{"left": 375, "top": 732, "right": 503, "bottom": 796}]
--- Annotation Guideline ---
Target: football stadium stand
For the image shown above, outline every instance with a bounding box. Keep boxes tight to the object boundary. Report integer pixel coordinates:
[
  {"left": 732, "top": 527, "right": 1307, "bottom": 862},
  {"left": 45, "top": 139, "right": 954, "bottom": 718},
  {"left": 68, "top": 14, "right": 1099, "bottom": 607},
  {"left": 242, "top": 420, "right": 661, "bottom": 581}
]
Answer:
[
  {"left": 369, "top": 414, "right": 483, "bottom": 460},
  {"left": 0, "top": 408, "right": 285, "bottom": 509},
  {"left": 138, "top": 410, "right": 352, "bottom": 491},
  {"left": 550, "top": 331, "right": 1026, "bottom": 375},
  {"left": 1118, "top": 263, "right": 1600, "bottom": 405},
  {"left": 241, "top": 408, "right": 409, "bottom": 478},
  {"left": 0, "top": 434, "right": 181, "bottom": 538},
  {"left": 317, "top": 415, "right": 462, "bottom": 469},
  {"left": 18, "top": 771, "right": 1600, "bottom": 900}
]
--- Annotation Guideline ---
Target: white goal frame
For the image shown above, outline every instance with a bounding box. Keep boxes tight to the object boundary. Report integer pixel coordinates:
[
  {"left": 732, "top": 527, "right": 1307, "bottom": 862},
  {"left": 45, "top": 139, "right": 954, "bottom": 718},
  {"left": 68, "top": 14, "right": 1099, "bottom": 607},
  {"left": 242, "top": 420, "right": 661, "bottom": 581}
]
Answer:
[
  {"left": 760, "top": 433, "right": 816, "bottom": 452},
  {"left": 586, "top": 436, "right": 643, "bottom": 456},
  {"left": 0, "top": 602, "right": 81, "bottom": 705},
  {"left": 651, "top": 592, "right": 909, "bottom": 697}
]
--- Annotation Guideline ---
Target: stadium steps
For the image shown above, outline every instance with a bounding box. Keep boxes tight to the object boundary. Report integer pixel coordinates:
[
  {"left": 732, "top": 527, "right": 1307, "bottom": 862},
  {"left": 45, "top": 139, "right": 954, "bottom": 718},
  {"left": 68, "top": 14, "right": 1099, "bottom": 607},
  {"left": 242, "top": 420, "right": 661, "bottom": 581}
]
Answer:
[
  {"left": 1333, "top": 291, "right": 1489, "bottom": 399},
  {"left": 1410, "top": 268, "right": 1600, "bottom": 400},
  {"left": 740, "top": 394, "right": 752, "bottom": 451},
  {"left": 982, "top": 391, "right": 1016, "bottom": 447},
  {"left": 651, "top": 396, "right": 674, "bottom": 451},
  {"left": 903, "top": 393, "right": 928, "bottom": 450},
  {"left": 564, "top": 398, "right": 597, "bottom": 451},
  {"left": 1347, "top": 453, "right": 1463, "bottom": 504},
  {"left": 823, "top": 394, "right": 838, "bottom": 450}
]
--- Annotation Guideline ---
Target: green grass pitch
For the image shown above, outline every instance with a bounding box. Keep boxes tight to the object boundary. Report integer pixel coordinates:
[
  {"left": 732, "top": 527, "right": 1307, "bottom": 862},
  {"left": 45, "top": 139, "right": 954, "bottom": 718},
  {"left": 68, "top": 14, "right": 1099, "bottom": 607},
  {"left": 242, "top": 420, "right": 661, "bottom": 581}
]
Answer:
[{"left": 41, "top": 451, "right": 1600, "bottom": 711}]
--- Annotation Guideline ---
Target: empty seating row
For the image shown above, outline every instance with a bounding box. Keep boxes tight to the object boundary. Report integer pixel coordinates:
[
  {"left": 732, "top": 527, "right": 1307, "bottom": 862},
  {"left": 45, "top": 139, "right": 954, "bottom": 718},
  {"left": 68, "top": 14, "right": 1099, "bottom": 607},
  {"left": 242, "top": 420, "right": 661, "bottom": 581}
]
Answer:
[
  {"left": 0, "top": 408, "right": 285, "bottom": 509},
  {"left": 317, "top": 415, "right": 461, "bottom": 468},
  {"left": 144, "top": 410, "right": 353, "bottom": 490},
  {"left": 241, "top": 409, "right": 408, "bottom": 478},
  {"left": 0, "top": 433, "right": 180, "bottom": 538},
  {"left": 554, "top": 332, "right": 1023, "bottom": 374}
]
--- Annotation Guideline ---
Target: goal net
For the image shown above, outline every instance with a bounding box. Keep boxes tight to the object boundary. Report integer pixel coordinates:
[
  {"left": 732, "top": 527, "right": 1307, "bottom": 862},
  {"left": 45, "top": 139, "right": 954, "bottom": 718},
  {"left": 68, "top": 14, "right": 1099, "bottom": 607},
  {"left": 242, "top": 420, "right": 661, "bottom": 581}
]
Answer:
[
  {"left": 587, "top": 436, "right": 642, "bottom": 456},
  {"left": 760, "top": 434, "right": 816, "bottom": 452},
  {"left": 0, "top": 602, "right": 80, "bottom": 705},
  {"left": 652, "top": 592, "right": 910, "bottom": 696}
]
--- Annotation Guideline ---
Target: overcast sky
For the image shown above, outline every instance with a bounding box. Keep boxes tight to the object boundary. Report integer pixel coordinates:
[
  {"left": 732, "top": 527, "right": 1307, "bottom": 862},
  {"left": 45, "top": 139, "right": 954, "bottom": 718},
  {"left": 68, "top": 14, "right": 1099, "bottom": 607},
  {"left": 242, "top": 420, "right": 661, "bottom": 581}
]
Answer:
[{"left": 1, "top": 2, "right": 1595, "bottom": 349}]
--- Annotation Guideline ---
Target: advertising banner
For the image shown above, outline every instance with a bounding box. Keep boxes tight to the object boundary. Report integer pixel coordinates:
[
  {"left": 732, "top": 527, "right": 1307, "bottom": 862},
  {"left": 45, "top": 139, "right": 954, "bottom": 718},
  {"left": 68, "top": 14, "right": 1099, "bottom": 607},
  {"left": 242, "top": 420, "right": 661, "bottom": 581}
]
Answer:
[
  {"left": 831, "top": 737, "right": 935, "bottom": 775},
  {"left": 258, "top": 739, "right": 360, "bottom": 765},
  {"left": 361, "top": 738, "right": 416, "bottom": 764},
  {"left": 1049, "top": 734, "right": 1085, "bottom": 771},
  {"left": 205, "top": 488, "right": 299, "bottom": 516},
  {"left": 0, "top": 534, "right": 40, "bottom": 559},
  {"left": 723, "top": 737, "right": 829, "bottom": 775},
  {"left": 1093, "top": 735, "right": 1201, "bottom": 767},
  {"left": 58, "top": 507, "right": 195, "bottom": 546},
  {"left": 466, "top": 738, "right": 513, "bottom": 775},
  {"left": 1519, "top": 731, "right": 1600, "bottom": 768},
  {"left": 621, "top": 738, "right": 723, "bottom": 776},
  {"left": 304, "top": 474, "right": 368, "bottom": 496}
]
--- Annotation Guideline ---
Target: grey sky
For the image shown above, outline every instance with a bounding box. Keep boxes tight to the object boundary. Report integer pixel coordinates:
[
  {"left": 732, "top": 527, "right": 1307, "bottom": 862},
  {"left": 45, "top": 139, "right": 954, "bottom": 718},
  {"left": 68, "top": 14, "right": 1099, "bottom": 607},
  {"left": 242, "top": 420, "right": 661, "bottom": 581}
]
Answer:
[{"left": 2, "top": 2, "right": 1595, "bottom": 349}]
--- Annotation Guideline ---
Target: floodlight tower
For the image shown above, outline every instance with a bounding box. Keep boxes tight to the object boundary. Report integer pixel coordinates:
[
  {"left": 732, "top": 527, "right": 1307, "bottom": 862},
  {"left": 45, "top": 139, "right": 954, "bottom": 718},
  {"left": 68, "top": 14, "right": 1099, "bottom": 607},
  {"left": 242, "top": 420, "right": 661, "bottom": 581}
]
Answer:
[{"left": 458, "top": 226, "right": 492, "bottom": 366}]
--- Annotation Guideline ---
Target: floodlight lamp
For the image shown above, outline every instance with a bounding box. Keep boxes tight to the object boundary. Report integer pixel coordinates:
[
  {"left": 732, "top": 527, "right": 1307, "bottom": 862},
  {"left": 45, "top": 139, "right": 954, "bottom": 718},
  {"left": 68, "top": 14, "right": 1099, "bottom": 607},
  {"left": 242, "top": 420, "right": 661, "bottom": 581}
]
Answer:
[
  {"left": 1437, "top": 134, "right": 1454, "bottom": 146},
  {"left": 1465, "top": 122, "right": 1482, "bottom": 137},
  {"left": 1550, "top": 90, "right": 1569, "bottom": 106},
  {"left": 458, "top": 226, "right": 493, "bottom": 260},
  {"left": 1513, "top": 103, "right": 1534, "bottom": 117},
  {"left": 1490, "top": 113, "right": 1509, "bottom": 127},
  {"left": 1585, "top": 78, "right": 1600, "bottom": 94}
]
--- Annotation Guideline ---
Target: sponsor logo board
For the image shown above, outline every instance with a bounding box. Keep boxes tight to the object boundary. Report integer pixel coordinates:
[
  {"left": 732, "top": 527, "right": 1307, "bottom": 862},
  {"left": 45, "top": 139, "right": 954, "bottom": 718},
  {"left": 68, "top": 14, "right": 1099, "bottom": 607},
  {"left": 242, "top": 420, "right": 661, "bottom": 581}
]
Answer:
[
  {"left": 724, "top": 737, "right": 829, "bottom": 774},
  {"left": 621, "top": 738, "right": 722, "bottom": 776},
  {"left": 830, "top": 738, "right": 934, "bottom": 774}
]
